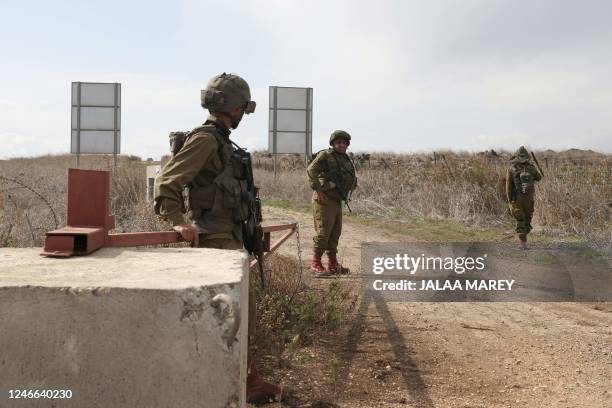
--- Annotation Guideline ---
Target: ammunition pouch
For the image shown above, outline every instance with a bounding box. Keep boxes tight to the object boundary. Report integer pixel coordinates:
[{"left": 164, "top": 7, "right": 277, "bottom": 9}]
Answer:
[
  {"left": 319, "top": 151, "right": 356, "bottom": 202},
  {"left": 512, "top": 164, "right": 535, "bottom": 195},
  {"left": 231, "top": 150, "right": 248, "bottom": 180},
  {"left": 214, "top": 176, "right": 249, "bottom": 222},
  {"left": 185, "top": 184, "right": 216, "bottom": 220},
  {"left": 225, "top": 149, "right": 250, "bottom": 220},
  {"left": 185, "top": 138, "right": 250, "bottom": 222},
  {"left": 519, "top": 171, "right": 535, "bottom": 194}
]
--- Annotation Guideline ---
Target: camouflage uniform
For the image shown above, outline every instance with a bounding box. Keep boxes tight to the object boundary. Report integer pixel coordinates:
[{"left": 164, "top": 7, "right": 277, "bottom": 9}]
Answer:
[
  {"left": 154, "top": 115, "right": 257, "bottom": 336},
  {"left": 307, "top": 131, "right": 357, "bottom": 274},
  {"left": 505, "top": 146, "right": 542, "bottom": 239},
  {"left": 307, "top": 149, "right": 356, "bottom": 255},
  {"left": 155, "top": 117, "right": 248, "bottom": 242},
  {"left": 154, "top": 74, "right": 280, "bottom": 402}
]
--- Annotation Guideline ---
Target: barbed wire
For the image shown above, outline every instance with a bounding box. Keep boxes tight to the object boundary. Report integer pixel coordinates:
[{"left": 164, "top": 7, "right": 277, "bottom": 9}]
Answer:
[{"left": 0, "top": 176, "right": 59, "bottom": 229}]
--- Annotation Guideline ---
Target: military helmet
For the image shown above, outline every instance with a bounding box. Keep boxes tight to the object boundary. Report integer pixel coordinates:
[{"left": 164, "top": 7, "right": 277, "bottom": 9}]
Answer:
[
  {"left": 511, "top": 146, "right": 530, "bottom": 164},
  {"left": 329, "top": 130, "right": 351, "bottom": 146},
  {"left": 200, "top": 73, "right": 256, "bottom": 114}
]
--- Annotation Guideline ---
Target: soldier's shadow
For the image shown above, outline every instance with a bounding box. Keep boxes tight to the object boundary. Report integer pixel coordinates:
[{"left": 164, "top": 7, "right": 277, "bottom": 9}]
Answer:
[{"left": 335, "top": 291, "right": 435, "bottom": 408}]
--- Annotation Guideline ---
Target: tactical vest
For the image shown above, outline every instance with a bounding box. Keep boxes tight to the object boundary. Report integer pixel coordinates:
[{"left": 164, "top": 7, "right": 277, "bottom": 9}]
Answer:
[
  {"left": 511, "top": 163, "right": 535, "bottom": 195},
  {"left": 316, "top": 149, "right": 357, "bottom": 200},
  {"left": 170, "top": 123, "right": 249, "bottom": 237}
]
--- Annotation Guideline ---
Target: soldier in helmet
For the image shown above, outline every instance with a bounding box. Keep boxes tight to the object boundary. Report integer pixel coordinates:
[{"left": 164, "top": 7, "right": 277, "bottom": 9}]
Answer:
[
  {"left": 154, "top": 73, "right": 281, "bottom": 402},
  {"left": 307, "top": 130, "right": 357, "bottom": 276},
  {"left": 505, "top": 146, "right": 542, "bottom": 249}
]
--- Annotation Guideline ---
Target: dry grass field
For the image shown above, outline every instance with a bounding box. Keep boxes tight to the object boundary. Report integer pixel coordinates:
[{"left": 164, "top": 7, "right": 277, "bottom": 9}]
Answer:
[
  {"left": 254, "top": 150, "right": 611, "bottom": 246},
  {"left": 1, "top": 150, "right": 610, "bottom": 248},
  {"left": 0, "top": 154, "right": 167, "bottom": 248}
]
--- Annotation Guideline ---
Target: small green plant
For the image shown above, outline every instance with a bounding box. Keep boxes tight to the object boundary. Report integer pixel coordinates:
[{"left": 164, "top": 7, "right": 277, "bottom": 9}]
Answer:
[{"left": 254, "top": 254, "right": 356, "bottom": 368}]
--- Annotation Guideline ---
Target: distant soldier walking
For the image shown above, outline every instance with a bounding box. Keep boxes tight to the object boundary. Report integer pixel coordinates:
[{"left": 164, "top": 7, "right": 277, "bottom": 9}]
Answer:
[
  {"left": 307, "top": 130, "right": 357, "bottom": 276},
  {"left": 505, "top": 146, "right": 543, "bottom": 249},
  {"left": 154, "top": 73, "right": 280, "bottom": 402}
]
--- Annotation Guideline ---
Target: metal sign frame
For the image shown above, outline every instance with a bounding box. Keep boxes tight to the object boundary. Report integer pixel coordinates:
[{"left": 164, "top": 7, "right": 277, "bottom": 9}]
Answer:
[
  {"left": 71, "top": 82, "right": 121, "bottom": 167},
  {"left": 268, "top": 86, "right": 313, "bottom": 173}
]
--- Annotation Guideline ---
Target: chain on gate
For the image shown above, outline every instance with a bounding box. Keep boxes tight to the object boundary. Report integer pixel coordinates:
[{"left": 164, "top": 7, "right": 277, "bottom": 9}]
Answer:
[
  {"left": 291, "top": 222, "right": 305, "bottom": 299},
  {"left": 295, "top": 223, "right": 303, "bottom": 276}
]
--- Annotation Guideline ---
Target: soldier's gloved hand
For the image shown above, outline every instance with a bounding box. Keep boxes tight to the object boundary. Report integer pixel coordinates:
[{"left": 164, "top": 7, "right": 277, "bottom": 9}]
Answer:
[
  {"left": 173, "top": 224, "right": 199, "bottom": 247},
  {"left": 315, "top": 191, "right": 327, "bottom": 203}
]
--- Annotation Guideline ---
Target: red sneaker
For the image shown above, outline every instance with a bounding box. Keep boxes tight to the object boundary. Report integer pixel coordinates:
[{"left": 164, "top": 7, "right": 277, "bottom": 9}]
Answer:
[{"left": 311, "top": 254, "right": 333, "bottom": 278}]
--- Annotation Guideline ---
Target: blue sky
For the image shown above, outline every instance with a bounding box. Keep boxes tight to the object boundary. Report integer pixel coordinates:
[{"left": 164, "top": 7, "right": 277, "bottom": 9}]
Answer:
[{"left": 1, "top": 0, "right": 611, "bottom": 159}]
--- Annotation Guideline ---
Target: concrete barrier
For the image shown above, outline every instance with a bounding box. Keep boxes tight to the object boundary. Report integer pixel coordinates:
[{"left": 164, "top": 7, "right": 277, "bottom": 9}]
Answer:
[{"left": 0, "top": 247, "right": 249, "bottom": 407}]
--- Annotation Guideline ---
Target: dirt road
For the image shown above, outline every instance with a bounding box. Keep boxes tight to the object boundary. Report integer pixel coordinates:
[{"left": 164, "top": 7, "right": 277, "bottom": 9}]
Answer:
[{"left": 262, "top": 205, "right": 612, "bottom": 407}]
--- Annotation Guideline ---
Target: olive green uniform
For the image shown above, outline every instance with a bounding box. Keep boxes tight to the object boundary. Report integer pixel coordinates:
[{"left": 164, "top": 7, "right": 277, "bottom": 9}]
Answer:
[
  {"left": 505, "top": 155, "right": 542, "bottom": 235},
  {"left": 154, "top": 115, "right": 256, "bottom": 338},
  {"left": 154, "top": 115, "right": 249, "bottom": 241},
  {"left": 307, "top": 149, "right": 357, "bottom": 256},
  {"left": 156, "top": 73, "right": 280, "bottom": 400}
]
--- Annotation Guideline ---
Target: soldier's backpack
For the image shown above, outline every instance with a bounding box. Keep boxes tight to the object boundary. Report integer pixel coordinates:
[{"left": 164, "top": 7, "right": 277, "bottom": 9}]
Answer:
[
  {"left": 168, "top": 124, "right": 224, "bottom": 157},
  {"left": 168, "top": 127, "right": 220, "bottom": 157},
  {"left": 169, "top": 131, "right": 190, "bottom": 156},
  {"left": 308, "top": 148, "right": 331, "bottom": 165}
]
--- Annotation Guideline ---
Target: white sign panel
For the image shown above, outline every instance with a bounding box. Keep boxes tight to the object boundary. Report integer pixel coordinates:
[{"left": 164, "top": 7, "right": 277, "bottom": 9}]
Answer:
[
  {"left": 71, "top": 82, "right": 121, "bottom": 155},
  {"left": 268, "top": 86, "right": 312, "bottom": 155}
]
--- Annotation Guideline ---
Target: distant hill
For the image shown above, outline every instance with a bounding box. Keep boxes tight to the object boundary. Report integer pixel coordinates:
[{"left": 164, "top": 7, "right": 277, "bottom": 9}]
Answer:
[{"left": 539, "top": 148, "right": 608, "bottom": 161}]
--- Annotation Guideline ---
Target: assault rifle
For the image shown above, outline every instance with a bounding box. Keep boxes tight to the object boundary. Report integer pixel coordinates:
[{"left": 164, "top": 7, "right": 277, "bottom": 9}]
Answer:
[
  {"left": 326, "top": 173, "right": 352, "bottom": 213},
  {"left": 231, "top": 141, "right": 266, "bottom": 287},
  {"left": 326, "top": 154, "right": 354, "bottom": 213},
  {"left": 530, "top": 151, "right": 545, "bottom": 178}
]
